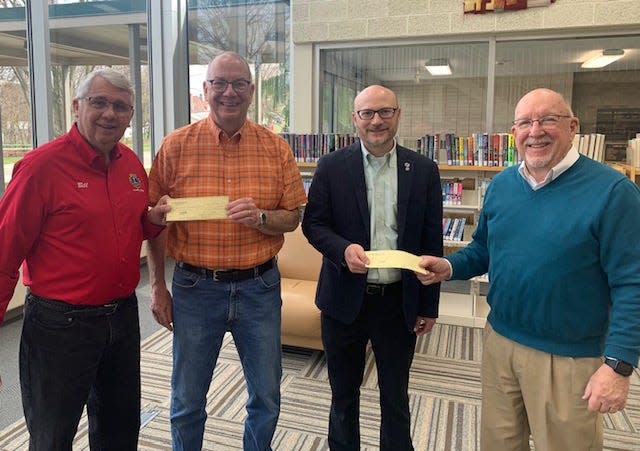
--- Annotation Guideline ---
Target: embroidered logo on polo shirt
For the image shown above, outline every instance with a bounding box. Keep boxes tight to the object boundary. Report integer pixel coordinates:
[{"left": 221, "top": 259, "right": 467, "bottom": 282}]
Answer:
[
  {"left": 129, "top": 173, "right": 142, "bottom": 190},
  {"left": 77, "top": 182, "right": 88, "bottom": 189}
]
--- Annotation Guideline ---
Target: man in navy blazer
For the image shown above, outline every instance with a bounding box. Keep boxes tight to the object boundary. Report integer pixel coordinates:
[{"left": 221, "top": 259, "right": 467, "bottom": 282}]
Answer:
[{"left": 302, "top": 85, "right": 443, "bottom": 451}]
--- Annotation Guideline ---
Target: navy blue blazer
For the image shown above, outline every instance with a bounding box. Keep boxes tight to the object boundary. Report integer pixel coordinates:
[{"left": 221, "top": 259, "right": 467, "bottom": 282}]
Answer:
[{"left": 301, "top": 141, "right": 443, "bottom": 331}]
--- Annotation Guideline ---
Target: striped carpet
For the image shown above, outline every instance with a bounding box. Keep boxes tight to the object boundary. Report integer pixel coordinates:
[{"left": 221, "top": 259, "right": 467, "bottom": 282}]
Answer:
[{"left": 0, "top": 324, "right": 638, "bottom": 450}]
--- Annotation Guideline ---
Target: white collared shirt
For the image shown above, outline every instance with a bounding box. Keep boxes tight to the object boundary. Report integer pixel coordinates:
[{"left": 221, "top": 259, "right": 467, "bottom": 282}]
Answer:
[{"left": 518, "top": 145, "right": 580, "bottom": 190}]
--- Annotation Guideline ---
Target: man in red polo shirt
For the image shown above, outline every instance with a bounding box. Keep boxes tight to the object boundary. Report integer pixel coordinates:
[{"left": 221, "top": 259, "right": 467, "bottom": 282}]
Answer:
[{"left": 0, "top": 68, "right": 169, "bottom": 450}]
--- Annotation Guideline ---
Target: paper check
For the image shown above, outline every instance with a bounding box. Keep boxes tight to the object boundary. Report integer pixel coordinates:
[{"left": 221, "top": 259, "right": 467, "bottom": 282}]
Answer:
[
  {"left": 166, "top": 196, "right": 229, "bottom": 221},
  {"left": 365, "top": 250, "right": 427, "bottom": 274}
]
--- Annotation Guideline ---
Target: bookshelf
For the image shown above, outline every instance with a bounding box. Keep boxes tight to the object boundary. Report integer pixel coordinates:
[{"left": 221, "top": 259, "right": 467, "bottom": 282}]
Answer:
[
  {"left": 609, "top": 162, "right": 640, "bottom": 187},
  {"left": 439, "top": 165, "right": 502, "bottom": 327},
  {"left": 596, "top": 108, "right": 640, "bottom": 162}
]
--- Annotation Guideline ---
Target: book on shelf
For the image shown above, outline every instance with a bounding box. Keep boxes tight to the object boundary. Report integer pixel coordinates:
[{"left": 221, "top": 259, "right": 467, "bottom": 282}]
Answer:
[
  {"left": 442, "top": 217, "right": 466, "bottom": 242},
  {"left": 628, "top": 134, "right": 640, "bottom": 167},
  {"left": 415, "top": 134, "right": 440, "bottom": 163},
  {"left": 574, "top": 133, "right": 605, "bottom": 163},
  {"left": 441, "top": 180, "right": 464, "bottom": 206},
  {"left": 419, "top": 132, "right": 520, "bottom": 167},
  {"left": 281, "top": 133, "right": 355, "bottom": 163}
]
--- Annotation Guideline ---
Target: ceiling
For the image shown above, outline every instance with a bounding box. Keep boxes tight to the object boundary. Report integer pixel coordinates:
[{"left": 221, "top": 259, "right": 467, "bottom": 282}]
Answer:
[{"left": 326, "top": 35, "right": 640, "bottom": 83}]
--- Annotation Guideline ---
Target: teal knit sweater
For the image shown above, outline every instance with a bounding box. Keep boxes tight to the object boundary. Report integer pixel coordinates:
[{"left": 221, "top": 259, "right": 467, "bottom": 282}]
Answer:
[{"left": 447, "top": 156, "right": 640, "bottom": 365}]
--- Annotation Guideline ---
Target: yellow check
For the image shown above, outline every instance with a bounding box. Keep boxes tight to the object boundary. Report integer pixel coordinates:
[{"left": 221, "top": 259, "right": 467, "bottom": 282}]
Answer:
[
  {"left": 166, "top": 196, "right": 229, "bottom": 221},
  {"left": 365, "top": 250, "right": 427, "bottom": 275}
]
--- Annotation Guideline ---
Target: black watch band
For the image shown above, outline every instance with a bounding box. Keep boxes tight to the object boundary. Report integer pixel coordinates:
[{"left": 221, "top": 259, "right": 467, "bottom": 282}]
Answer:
[{"left": 604, "top": 356, "right": 634, "bottom": 377}]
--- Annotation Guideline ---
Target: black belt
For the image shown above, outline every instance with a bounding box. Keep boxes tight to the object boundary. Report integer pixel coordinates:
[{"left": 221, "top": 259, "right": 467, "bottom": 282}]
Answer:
[
  {"left": 364, "top": 281, "right": 402, "bottom": 297},
  {"left": 28, "top": 292, "right": 135, "bottom": 317},
  {"left": 176, "top": 258, "right": 276, "bottom": 282}
]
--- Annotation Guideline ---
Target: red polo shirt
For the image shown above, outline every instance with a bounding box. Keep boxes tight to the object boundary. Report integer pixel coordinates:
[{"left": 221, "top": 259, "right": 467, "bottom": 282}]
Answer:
[{"left": 0, "top": 124, "right": 162, "bottom": 322}]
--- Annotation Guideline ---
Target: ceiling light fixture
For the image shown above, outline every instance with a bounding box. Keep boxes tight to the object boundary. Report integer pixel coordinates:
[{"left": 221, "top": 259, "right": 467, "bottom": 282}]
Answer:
[
  {"left": 425, "top": 58, "right": 452, "bottom": 76},
  {"left": 581, "top": 49, "right": 625, "bottom": 69}
]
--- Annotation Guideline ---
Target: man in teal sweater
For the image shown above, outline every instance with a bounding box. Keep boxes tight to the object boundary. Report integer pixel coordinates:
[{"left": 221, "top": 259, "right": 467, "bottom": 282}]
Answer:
[{"left": 418, "top": 88, "right": 640, "bottom": 451}]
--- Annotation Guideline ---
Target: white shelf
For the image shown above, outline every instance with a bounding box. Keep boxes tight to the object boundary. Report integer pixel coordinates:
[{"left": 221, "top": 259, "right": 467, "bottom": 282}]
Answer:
[
  {"left": 443, "top": 239, "right": 471, "bottom": 248},
  {"left": 438, "top": 292, "right": 476, "bottom": 327},
  {"left": 443, "top": 204, "right": 479, "bottom": 211},
  {"left": 440, "top": 164, "right": 500, "bottom": 327}
]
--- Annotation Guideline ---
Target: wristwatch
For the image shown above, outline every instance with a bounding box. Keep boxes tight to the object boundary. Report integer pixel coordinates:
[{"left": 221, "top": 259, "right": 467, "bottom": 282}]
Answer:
[
  {"left": 258, "top": 210, "right": 267, "bottom": 228},
  {"left": 604, "top": 356, "right": 634, "bottom": 377}
]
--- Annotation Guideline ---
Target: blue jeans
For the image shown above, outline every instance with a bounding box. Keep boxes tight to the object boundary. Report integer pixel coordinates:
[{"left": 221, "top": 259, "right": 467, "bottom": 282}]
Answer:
[
  {"left": 20, "top": 293, "right": 141, "bottom": 451},
  {"left": 170, "top": 264, "right": 282, "bottom": 451}
]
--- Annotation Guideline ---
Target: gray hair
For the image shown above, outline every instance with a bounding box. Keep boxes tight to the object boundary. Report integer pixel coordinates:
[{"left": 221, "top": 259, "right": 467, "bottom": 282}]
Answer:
[{"left": 75, "top": 68, "right": 134, "bottom": 102}]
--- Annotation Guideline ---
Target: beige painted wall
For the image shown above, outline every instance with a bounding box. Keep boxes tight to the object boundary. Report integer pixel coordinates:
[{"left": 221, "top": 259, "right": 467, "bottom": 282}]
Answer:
[
  {"left": 291, "top": 0, "right": 640, "bottom": 43},
  {"left": 290, "top": 0, "right": 640, "bottom": 134}
]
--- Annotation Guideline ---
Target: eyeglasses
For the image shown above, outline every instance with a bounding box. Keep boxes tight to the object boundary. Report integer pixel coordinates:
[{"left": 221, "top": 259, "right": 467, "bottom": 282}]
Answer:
[
  {"left": 355, "top": 108, "right": 398, "bottom": 120},
  {"left": 82, "top": 96, "right": 133, "bottom": 114},
  {"left": 206, "top": 78, "right": 252, "bottom": 93},
  {"left": 512, "top": 114, "right": 572, "bottom": 130}
]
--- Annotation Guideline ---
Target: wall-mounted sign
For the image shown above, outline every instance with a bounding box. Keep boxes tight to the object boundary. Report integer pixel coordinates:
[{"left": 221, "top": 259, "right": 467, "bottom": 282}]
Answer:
[{"left": 464, "top": 0, "right": 556, "bottom": 14}]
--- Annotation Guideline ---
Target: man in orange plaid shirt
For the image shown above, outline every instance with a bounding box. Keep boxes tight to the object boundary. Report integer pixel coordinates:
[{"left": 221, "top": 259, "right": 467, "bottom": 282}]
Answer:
[{"left": 147, "top": 52, "right": 306, "bottom": 451}]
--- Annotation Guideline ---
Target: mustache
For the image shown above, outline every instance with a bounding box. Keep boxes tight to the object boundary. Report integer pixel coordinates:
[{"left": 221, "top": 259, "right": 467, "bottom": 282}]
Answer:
[{"left": 525, "top": 139, "right": 552, "bottom": 146}]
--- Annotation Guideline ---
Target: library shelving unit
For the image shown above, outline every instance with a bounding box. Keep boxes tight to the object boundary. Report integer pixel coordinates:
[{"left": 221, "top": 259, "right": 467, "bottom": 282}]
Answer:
[
  {"left": 438, "top": 164, "right": 505, "bottom": 327},
  {"left": 609, "top": 162, "right": 640, "bottom": 187}
]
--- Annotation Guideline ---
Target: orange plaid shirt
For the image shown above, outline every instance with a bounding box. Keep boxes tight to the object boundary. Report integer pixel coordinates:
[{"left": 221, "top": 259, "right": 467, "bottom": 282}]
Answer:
[{"left": 149, "top": 117, "right": 307, "bottom": 269}]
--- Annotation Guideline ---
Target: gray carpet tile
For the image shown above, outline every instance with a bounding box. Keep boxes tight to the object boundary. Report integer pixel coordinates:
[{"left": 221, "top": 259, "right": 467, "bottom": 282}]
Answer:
[{"left": 1, "top": 322, "right": 640, "bottom": 450}]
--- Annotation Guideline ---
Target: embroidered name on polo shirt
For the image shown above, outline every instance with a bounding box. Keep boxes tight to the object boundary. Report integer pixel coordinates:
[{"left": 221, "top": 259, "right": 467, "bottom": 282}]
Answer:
[{"left": 77, "top": 181, "right": 88, "bottom": 188}]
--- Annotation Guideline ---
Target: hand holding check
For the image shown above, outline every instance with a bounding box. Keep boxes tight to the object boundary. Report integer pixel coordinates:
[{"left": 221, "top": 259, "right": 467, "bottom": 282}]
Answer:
[{"left": 165, "top": 196, "right": 229, "bottom": 221}]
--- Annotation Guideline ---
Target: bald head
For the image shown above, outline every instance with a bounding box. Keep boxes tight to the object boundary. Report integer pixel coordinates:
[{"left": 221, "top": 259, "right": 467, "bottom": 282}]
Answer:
[
  {"left": 353, "top": 85, "right": 398, "bottom": 111},
  {"left": 514, "top": 88, "right": 573, "bottom": 120}
]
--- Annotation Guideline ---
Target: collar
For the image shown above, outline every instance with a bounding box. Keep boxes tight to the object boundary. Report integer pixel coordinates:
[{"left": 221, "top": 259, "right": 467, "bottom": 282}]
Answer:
[
  {"left": 208, "top": 115, "right": 249, "bottom": 145},
  {"left": 518, "top": 145, "right": 579, "bottom": 190},
  {"left": 360, "top": 140, "right": 397, "bottom": 169}
]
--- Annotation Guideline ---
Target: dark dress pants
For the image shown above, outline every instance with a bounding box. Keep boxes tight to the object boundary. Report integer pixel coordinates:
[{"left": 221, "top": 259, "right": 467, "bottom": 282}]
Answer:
[
  {"left": 321, "top": 283, "right": 417, "bottom": 451},
  {"left": 19, "top": 293, "right": 141, "bottom": 451}
]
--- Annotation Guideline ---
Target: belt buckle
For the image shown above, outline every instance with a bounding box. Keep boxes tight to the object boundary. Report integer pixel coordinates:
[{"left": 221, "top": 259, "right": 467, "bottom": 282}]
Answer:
[
  {"left": 212, "top": 270, "right": 222, "bottom": 282},
  {"left": 103, "top": 302, "right": 118, "bottom": 314},
  {"left": 365, "top": 284, "right": 382, "bottom": 296}
]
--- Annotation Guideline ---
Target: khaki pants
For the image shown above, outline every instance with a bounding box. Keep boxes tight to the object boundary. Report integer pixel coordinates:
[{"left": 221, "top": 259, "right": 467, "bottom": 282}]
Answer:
[{"left": 481, "top": 324, "right": 603, "bottom": 451}]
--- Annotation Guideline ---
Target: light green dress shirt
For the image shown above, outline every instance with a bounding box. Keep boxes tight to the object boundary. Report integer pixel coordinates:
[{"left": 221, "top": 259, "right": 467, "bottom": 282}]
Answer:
[{"left": 361, "top": 143, "right": 400, "bottom": 284}]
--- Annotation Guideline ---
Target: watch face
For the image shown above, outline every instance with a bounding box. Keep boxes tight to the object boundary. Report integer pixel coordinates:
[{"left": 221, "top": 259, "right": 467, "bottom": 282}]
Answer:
[
  {"left": 606, "top": 357, "right": 634, "bottom": 376},
  {"left": 618, "top": 361, "right": 634, "bottom": 376}
]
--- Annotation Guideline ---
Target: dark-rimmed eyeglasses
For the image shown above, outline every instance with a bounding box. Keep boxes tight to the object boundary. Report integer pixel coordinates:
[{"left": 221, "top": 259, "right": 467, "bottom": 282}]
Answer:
[
  {"left": 82, "top": 96, "right": 133, "bottom": 115},
  {"left": 355, "top": 108, "right": 398, "bottom": 120},
  {"left": 206, "top": 78, "right": 252, "bottom": 93},
  {"left": 512, "top": 114, "right": 572, "bottom": 130}
]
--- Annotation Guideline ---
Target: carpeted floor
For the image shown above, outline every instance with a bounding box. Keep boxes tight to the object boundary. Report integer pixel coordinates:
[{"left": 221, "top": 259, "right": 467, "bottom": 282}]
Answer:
[{"left": 0, "top": 323, "right": 638, "bottom": 450}]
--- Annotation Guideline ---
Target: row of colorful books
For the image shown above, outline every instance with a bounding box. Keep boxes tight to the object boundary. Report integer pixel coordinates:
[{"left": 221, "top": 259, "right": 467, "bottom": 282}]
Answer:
[
  {"left": 416, "top": 133, "right": 522, "bottom": 167},
  {"left": 442, "top": 181, "right": 464, "bottom": 205},
  {"left": 281, "top": 133, "right": 356, "bottom": 163},
  {"left": 443, "top": 217, "right": 466, "bottom": 242}
]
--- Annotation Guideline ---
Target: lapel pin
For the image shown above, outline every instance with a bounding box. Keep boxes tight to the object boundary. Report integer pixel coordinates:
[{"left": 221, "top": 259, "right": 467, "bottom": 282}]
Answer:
[{"left": 404, "top": 162, "right": 411, "bottom": 171}]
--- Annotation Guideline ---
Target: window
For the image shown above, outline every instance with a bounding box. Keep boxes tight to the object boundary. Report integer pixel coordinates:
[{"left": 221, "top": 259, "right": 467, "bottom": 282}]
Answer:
[{"left": 188, "top": 0, "right": 290, "bottom": 131}]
